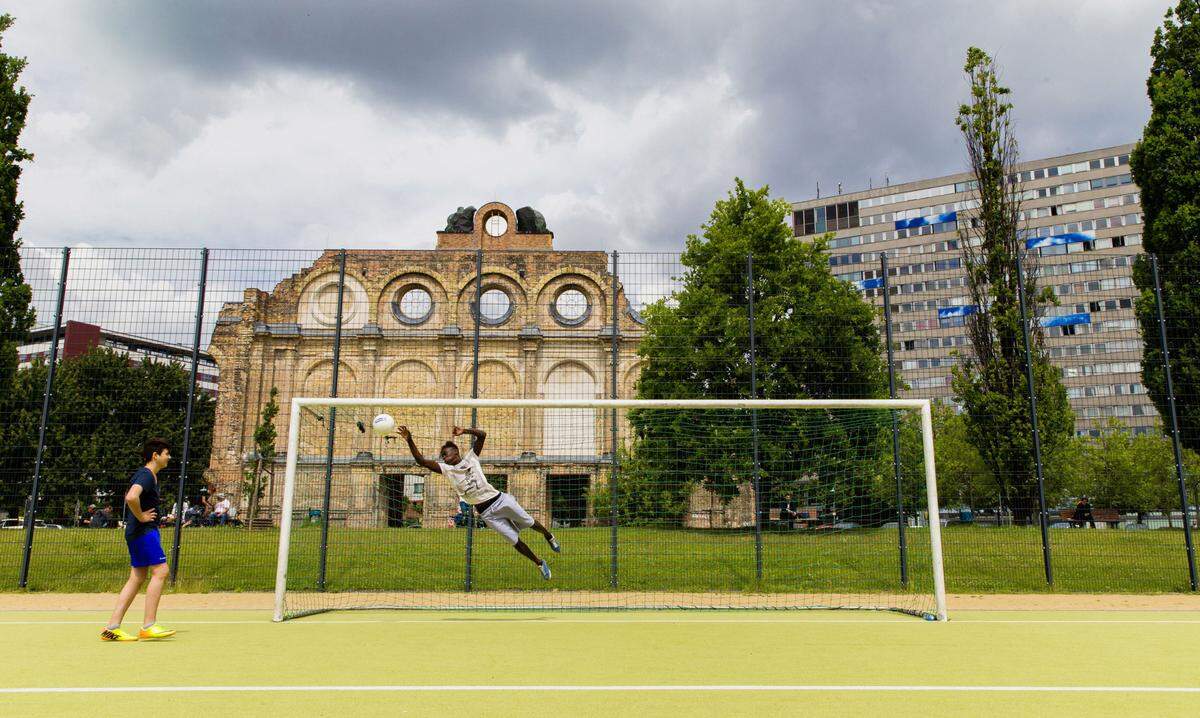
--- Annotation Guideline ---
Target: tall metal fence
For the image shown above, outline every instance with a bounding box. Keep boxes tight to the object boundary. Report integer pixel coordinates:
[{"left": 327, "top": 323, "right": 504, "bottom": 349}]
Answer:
[{"left": 0, "top": 245, "right": 1196, "bottom": 594}]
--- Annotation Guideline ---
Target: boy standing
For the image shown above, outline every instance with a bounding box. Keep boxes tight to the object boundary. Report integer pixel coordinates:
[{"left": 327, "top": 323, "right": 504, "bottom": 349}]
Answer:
[{"left": 100, "top": 438, "right": 177, "bottom": 641}]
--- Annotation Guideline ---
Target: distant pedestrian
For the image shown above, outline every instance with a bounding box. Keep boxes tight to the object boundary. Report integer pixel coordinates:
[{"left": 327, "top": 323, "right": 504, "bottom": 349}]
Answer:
[{"left": 1071, "top": 496, "right": 1096, "bottom": 529}]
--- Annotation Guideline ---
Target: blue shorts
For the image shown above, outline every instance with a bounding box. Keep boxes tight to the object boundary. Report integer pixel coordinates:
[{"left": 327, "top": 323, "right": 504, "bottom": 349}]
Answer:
[{"left": 127, "top": 528, "right": 167, "bottom": 568}]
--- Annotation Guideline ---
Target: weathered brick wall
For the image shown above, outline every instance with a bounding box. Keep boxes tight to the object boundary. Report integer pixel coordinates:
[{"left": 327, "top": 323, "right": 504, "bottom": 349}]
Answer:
[{"left": 206, "top": 203, "right": 645, "bottom": 528}]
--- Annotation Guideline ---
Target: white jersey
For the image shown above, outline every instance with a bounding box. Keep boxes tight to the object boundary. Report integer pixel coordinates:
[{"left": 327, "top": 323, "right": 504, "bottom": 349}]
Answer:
[{"left": 436, "top": 449, "right": 500, "bottom": 505}]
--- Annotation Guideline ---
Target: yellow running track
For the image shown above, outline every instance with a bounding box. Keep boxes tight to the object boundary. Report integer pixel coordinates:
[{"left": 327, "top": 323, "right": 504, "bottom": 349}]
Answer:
[{"left": 2, "top": 609, "right": 1198, "bottom": 716}]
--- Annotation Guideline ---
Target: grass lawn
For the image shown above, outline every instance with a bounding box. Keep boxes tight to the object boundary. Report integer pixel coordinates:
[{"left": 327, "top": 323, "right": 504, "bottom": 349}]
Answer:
[{"left": 0, "top": 524, "right": 1194, "bottom": 594}]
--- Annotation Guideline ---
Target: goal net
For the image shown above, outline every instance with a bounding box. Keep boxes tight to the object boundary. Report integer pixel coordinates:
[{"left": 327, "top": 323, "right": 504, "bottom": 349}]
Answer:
[{"left": 274, "top": 397, "right": 946, "bottom": 621}]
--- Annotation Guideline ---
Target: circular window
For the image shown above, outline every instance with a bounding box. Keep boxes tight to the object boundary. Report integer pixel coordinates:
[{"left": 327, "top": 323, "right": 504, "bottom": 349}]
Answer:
[
  {"left": 311, "top": 280, "right": 358, "bottom": 326},
  {"left": 485, "top": 214, "right": 508, "bottom": 237},
  {"left": 551, "top": 287, "right": 591, "bottom": 326},
  {"left": 475, "top": 288, "right": 513, "bottom": 325},
  {"left": 391, "top": 285, "right": 433, "bottom": 325}
]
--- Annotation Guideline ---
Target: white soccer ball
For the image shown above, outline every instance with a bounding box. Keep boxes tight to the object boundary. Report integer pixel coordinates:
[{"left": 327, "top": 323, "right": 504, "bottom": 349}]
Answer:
[{"left": 371, "top": 413, "right": 396, "bottom": 435}]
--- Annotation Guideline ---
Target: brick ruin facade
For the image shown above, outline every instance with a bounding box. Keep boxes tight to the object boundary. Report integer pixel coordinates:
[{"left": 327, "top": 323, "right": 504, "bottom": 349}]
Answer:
[{"left": 205, "top": 202, "right": 757, "bottom": 529}]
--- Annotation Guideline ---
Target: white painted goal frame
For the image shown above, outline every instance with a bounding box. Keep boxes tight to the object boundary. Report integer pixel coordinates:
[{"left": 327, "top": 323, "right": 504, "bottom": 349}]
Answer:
[{"left": 273, "top": 397, "right": 948, "bottom": 622}]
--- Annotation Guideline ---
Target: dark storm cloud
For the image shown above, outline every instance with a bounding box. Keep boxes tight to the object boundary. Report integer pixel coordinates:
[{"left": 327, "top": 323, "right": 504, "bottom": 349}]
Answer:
[
  {"left": 7, "top": 1, "right": 1170, "bottom": 252},
  {"left": 92, "top": 0, "right": 718, "bottom": 128}
]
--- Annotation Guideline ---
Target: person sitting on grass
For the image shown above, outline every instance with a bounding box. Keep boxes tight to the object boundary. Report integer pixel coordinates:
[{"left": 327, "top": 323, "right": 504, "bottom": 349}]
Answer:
[
  {"left": 398, "top": 424, "right": 560, "bottom": 579},
  {"left": 211, "top": 493, "right": 232, "bottom": 526},
  {"left": 100, "top": 437, "right": 177, "bottom": 642},
  {"left": 91, "top": 505, "right": 112, "bottom": 529}
]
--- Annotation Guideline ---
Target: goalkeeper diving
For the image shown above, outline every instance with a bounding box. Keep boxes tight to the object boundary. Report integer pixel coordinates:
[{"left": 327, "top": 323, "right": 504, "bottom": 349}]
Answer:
[{"left": 398, "top": 424, "right": 560, "bottom": 579}]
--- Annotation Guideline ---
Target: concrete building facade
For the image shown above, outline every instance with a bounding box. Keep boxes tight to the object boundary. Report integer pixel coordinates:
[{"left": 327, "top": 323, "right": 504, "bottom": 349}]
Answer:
[{"left": 791, "top": 143, "right": 1152, "bottom": 437}]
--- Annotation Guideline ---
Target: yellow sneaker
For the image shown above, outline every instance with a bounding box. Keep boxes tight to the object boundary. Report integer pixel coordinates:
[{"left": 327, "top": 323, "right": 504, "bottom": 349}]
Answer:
[
  {"left": 137, "top": 623, "right": 176, "bottom": 640},
  {"left": 100, "top": 627, "right": 138, "bottom": 642}
]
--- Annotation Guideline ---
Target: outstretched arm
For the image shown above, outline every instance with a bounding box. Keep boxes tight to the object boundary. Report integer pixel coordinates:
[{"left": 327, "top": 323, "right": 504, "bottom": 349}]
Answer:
[
  {"left": 397, "top": 426, "right": 441, "bottom": 473},
  {"left": 453, "top": 426, "right": 486, "bottom": 456}
]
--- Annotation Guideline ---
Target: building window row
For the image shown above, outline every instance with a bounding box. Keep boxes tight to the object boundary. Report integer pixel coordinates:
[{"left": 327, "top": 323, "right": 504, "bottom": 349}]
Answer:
[
  {"left": 804, "top": 155, "right": 1131, "bottom": 237},
  {"left": 899, "top": 335, "right": 969, "bottom": 351},
  {"left": 892, "top": 318, "right": 940, "bottom": 333},
  {"left": 859, "top": 182, "right": 960, "bottom": 210},
  {"left": 1067, "top": 382, "right": 1146, "bottom": 399},
  {"left": 900, "top": 357, "right": 957, "bottom": 370},
  {"left": 1076, "top": 403, "right": 1154, "bottom": 419},
  {"left": 1025, "top": 214, "right": 1142, "bottom": 242},
  {"left": 827, "top": 230, "right": 893, "bottom": 249},
  {"left": 910, "top": 375, "right": 951, "bottom": 390},
  {"left": 1020, "top": 192, "right": 1139, "bottom": 221},
  {"left": 1044, "top": 233, "right": 1142, "bottom": 256},
  {"left": 1050, "top": 315, "right": 1138, "bottom": 338},
  {"left": 1048, "top": 339, "right": 1142, "bottom": 358},
  {"left": 895, "top": 221, "right": 958, "bottom": 239},
  {"left": 830, "top": 254, "right": 963, "bottom": 277},
  {"left": 1061, "top": 361, "right": 1141, "bottom": 378},
  {"left": 795, "top": 200, "right": 860, "bottom": 236},
  {"left": 1021, "top": 173, "right": 1133, "bottom": 202},
  {"left": 1051, "top": 276, "right": 1134, "bottom": 296},
  {"left": 1092, "top": 318, "right": 1138, "bottom": 333},
  {"left": 890, "top": 276, "right": 966, "bottom": 297},
  {"left": 1039, "top": 255, "right": 1132, "bottom": 278},
  {"left": 1076, "top": 297, "right": 1134, "bottom": 314},
  {"left": 864, "top": 169, "right": 1130, "bottom": 231},
  {"left": 1011, "top": 153, "right": 1129, "bottom": 185},
  {"left": 860, "top": 199, "right": 976, "bottom": 230},
  {"left": 891, "top": 297, "right": 970, "bottom": 315}
]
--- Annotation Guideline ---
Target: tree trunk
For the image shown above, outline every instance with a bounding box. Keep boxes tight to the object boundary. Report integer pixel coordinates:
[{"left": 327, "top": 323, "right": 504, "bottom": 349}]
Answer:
[{"left": 247, "top": 456, "right": 263, "bottom": 531}]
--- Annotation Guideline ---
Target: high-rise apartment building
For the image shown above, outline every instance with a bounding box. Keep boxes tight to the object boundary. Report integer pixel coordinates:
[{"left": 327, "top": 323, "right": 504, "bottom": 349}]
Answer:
[{"left": 791, "top": 144, "right": 1151, "bottom": 436}]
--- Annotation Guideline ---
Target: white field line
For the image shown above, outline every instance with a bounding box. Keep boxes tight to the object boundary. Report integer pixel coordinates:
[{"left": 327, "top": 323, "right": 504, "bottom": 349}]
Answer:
[
  {"left": 2, "top": 685, "right": 1199, "bottom": 695},
  {"left": 5, "top": 618, "right": 1200, "bottom": 625}
]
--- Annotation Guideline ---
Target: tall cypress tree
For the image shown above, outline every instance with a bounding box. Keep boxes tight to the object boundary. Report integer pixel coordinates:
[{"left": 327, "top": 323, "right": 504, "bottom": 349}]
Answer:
[
  {"left": 950, "top": 47, "right": 1074, "bottom": 524},
  {"left": 1130, "top": 1, "right": 1200, "bottom": 452},
  {"left": 0, "top": 13, "right": 34, "bottom": 395}
]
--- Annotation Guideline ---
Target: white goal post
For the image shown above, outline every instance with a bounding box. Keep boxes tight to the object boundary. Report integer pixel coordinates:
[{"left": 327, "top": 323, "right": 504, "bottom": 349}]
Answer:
[{"left": 274, "top": 397, "right": 947, "bottom": 621}]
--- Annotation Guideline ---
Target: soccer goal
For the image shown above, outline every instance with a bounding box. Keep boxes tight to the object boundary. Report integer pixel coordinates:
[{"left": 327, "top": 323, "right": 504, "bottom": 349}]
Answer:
[{"left": 273, "top": 397, "right": 946, "bottom": 621}]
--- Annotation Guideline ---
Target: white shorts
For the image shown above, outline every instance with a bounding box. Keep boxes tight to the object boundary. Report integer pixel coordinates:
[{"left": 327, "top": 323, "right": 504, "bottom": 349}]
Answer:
[{"left": 477, "top": 492, "right": 535, "bottom": 545}]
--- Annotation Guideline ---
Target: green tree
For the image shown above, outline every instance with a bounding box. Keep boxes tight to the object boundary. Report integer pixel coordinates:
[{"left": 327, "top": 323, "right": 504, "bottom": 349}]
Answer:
[
  {"left": 1130, "top": 1, "right": 1200, "bottom": 454},
  {"left": 243, "top": 386, "right": 278, "bottom": 529},
  {"left": 0, "top": 14, "right": 32, "bottom": 383},
  {"left": 0, "top": 348, "right": 216, "bottom": 521},
  {"left": 630, "top": 179, "right": 890, "bottom": 524},
  {"left": 1067, "top": 421, "right": 1200, "bottom": 525},
  {"left": 950, "top": 47, "right": 1074, "bottom": 524},
  {"left": 889, "top": 402, "right": 996, "bottom": 512},
  {"left": 0, "top": 13, "right": 36, "bottom": 484}
]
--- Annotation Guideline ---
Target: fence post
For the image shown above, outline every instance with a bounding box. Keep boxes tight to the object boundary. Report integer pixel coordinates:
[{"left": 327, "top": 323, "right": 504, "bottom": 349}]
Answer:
[
  {"left": 465, "top": 247, "right": 483, "bottom": 592},
  {"left": 609, "top": 251, "right": 620, "bottom": 589},
  {"left": 881, "top": 254, "right": 909, "bottom": 586},
  {"left": 169, "top": 248, "right": 209, "bottom": 586},
  {"left": 747, "top": 253, "right": 763, "bottom": 582},
  {"left": 1150, "top": 253, "right": 1198, "bottom": 591},
  {"left": 18, "top": 247, "right": 70, "bottom": 588},
  {"left": 1014, "top": 248, "right": 1053, "bottom": 586},
  {"left": 316, "top": 249, "right": 347, "bottom": 592}
]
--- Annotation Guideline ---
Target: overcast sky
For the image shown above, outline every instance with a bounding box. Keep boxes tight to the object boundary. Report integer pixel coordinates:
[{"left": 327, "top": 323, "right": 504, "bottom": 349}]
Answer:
[{"left": 4, "top": 1, "right": 1170, "bottom": 253}]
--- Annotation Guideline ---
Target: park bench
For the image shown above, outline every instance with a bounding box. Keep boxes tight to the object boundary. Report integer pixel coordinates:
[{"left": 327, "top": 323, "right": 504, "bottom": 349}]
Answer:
[
  {"left": 1057, "top": 508, "right": 1121, "bottom": 528},
  {"left": 768, "top": 507, "right": 819, "bottom": 529},
  {"left": 292, "top": 508, "right": 351, "bottom": 526}
]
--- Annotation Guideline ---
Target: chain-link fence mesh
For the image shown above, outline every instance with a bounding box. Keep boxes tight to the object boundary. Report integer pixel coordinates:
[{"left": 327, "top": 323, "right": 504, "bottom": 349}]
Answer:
[{"left": 1, "top": 239, "right": 1196, "bottom": 597}]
